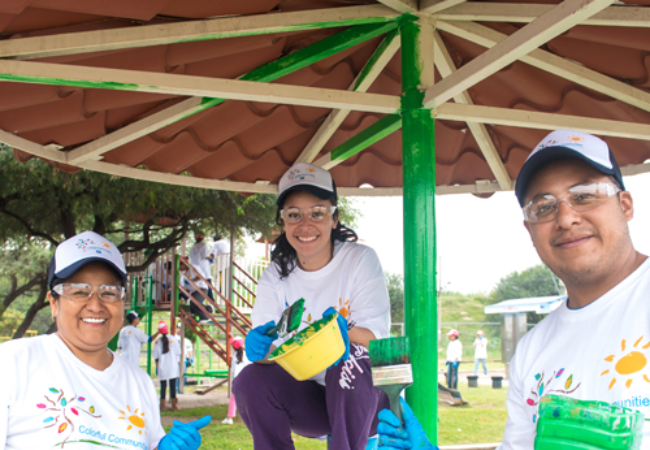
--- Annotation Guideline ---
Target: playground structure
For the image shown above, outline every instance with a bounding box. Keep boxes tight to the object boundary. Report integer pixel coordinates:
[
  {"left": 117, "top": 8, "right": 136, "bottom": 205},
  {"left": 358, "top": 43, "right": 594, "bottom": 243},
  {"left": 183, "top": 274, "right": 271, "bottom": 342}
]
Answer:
[{"left": 3, "top": 0, "right": 650, "bottom": 443}]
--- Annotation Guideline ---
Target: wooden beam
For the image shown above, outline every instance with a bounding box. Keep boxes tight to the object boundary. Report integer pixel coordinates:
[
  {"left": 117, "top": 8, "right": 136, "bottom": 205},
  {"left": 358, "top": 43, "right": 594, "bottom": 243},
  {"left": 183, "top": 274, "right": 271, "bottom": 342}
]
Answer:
[
  {"left": 64, "top": 22, "right": 400, "bottom": 164},
  {"left": 0, "top": 59, "right": 400, "bottom": 120},
  {"left": 423, "top": 0, "right": 616, "bottom": 108},
  {"left": 314, "top": 114, "right": 402, "bottom": 169},
  {"left": 432, "top": 30, "right": 511, "bottom": 190},
  {"left": 376, "top": 0, "right": 418, "bottom": 13},
  {"left": 436, "top": 3, "right": 650, "bottom": 28},
  {"left": 0, "top": 129, "right": 66, "bottom": 163},
  {"left": 420, "top": 0, "right": 466, "bottom": 14},
  {"left": 434, "top": 103, "right": 650, "bottom": 141},
  {"left": 436, "top": 21, "right": 650, "bottom": 114},
  {"left": 0, "top": 5, "right": 399, "bottom": 60},
  {"left": 296, "top": 30, "right": 401, "bottom": 164}
]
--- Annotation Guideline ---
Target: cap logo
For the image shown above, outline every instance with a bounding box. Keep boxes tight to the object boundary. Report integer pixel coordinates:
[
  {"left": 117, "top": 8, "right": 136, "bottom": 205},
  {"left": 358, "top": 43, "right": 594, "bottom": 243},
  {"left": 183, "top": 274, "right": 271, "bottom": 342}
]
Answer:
[
  {"left": 75, "top": 238, "right": 113, "bottom": 256},
  {"left": 287, "top": 168, "right": 316, "bottom": 182}
]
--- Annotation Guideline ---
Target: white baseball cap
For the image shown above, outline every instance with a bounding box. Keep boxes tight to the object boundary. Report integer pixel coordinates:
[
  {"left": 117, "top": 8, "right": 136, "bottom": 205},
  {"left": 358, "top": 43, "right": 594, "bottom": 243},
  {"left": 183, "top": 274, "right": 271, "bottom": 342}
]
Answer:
[
  {"left": 48, "top": 231, "right": 127, "bottom": 289},
  {"left": 277, "top": 162, "right": 337, "bottom": 207},
  {"left": 515, "top": 129, "right": 625, "bottom": 206}
]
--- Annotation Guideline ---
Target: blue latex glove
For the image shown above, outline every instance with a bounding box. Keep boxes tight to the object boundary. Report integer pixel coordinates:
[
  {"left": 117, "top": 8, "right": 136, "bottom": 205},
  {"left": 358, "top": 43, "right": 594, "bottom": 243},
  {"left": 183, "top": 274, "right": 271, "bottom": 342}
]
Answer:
[
  {"left": 158, "top": 415, "right": 212, "bottom": 450},
  {"left": 322, "top": 307, "right": 349, "bottom": 367},
  {"left": 377, "top": 398, "right": 437, "bottom": 450},
  {"left": 245, "top": 321, "right": 278, "bottom": 362},
  {"left": 452, "top": 361, "right": 459, "bottom": 369}
]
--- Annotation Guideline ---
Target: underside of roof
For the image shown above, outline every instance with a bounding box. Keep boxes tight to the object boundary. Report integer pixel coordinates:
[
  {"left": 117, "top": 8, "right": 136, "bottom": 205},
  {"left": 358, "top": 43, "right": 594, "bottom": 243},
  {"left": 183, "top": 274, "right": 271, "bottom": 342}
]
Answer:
[{"left": 3, "top": 0, "right": 650, "bottom": 196}]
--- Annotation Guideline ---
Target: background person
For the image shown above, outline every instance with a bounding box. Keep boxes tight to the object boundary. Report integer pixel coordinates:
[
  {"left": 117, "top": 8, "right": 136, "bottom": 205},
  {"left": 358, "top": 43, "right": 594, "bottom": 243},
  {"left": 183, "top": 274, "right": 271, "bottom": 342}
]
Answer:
[
  {"left": 189, "top": 233, "right": 213, "bottom": 301},
  {"left": 445, "top": 329, "right": 462, "bottom": 390},
  {"left": 472, "top": 330, "right": 488, "bottom": 376},
  {"left": 233, "top": 162, "right": 390, "bottom": 450},
  {"left": 117, "top": 310, "right": 159, "bottom": 367},
  {"left": 222, "top": 337, "right": 250, "bottom": 425},
  {"left": 153, "top": 320, "right": 182, "bottom": 412},
  {"left": 0, "top": 231, "right": 210, "bottom": 450}
]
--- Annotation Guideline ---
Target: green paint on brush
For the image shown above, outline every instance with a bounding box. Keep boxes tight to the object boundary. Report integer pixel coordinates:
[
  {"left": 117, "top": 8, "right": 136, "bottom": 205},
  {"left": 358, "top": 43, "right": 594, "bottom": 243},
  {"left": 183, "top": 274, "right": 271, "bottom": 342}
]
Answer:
[
  {"left": 0, "top": 74, "right": 139, "bottom": 91},
  {"left": 269, "top": 313, "right": 331, "bottom": 358},
  {"left": 265, "top": 298, "right": 305, "bottom": 337},
  {"left": 369, "top": 336, "right": 410, "bottom": 366},
  {"left": 330, "top": 114, "right": 401, "bottom": 163}
]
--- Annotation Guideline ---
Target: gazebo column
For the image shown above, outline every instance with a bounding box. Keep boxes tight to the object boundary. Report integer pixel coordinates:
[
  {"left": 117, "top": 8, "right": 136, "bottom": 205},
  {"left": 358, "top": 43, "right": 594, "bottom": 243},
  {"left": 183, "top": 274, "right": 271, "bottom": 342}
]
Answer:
[{"left": 400, "top": 17, "right": 438, "bottom": 443}]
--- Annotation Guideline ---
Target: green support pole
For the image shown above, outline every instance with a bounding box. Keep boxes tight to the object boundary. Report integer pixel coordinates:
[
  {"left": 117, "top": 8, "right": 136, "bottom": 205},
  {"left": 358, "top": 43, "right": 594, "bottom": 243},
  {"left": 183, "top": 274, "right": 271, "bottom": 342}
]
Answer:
[
  {"left": 146, "top": 275, "right": 153, "bottom": 375},
  {"left": 400, "top": 18, "right": 438, "bottom": 443}
]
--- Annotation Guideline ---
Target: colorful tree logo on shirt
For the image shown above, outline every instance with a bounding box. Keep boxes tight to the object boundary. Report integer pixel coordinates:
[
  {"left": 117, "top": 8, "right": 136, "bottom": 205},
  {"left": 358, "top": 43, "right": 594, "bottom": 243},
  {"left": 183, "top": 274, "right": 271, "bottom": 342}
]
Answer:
[
  {"left": 118, "top": 404, "right": 148, "bottom": 436},
  {"left": 36, "top": 387, "right": 101, "bottom": 448},
  {"left": 601, "top": 336, "right": 650, "bottom": 390},
  {"left": 526, "top": 369, "right": 581, "bottom": 422}
]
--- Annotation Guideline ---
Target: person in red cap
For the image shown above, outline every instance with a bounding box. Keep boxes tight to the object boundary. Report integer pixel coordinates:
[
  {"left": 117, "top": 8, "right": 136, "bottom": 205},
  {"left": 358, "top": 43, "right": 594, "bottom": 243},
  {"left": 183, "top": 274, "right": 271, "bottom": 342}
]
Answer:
[
  {"left": 222, "top": 337, "right": 249, "bottom": 425},
  {"left": 153, "top": 320, "right": 181, "bottom": 412}
]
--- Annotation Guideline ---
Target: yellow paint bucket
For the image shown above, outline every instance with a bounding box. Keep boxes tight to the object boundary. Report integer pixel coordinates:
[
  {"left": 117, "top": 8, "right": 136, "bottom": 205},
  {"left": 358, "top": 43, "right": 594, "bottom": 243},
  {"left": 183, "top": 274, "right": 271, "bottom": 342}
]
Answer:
[{"left": 269, "top": 313, "right": 345, "bottom": 381}]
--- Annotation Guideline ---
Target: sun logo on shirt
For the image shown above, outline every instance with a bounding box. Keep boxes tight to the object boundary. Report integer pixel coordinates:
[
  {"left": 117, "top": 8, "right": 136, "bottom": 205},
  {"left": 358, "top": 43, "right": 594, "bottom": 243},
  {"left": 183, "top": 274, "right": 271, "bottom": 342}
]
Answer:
[
  {"left": 601, "top": 336, "right": 650, "bottom": 390},
  {"left": 337, "top": 298, "right": 350, "bottom": 319},
  {"left": 118, "top": 405, "right": 148, "bottom": 435}
]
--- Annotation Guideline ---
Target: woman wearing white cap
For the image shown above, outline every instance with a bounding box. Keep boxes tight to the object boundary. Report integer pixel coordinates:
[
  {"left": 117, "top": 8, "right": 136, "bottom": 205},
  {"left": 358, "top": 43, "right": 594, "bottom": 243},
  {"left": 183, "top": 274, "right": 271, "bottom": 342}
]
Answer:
[
  {"left": 0, "top": 231, "right": 210, "bottom": 450},
  {"left": 117, "top": 310, "right": 160, "bottom": 367},
  {"left": 233, "top": 162, "right": 391, "bottom": 450},
  {"left": 153, "top": 320, "right": 181, "bottom": 412}
]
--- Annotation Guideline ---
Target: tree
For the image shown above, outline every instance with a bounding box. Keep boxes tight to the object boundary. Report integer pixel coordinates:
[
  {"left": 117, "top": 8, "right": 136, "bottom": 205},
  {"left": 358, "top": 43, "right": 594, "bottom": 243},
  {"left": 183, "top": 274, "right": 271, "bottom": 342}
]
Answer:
[
  {"left": 491, "top": 264, "right": 563, "bottom": 324},
  {"left": 385, "top": 272, "right": 404, "bottom": 334}
]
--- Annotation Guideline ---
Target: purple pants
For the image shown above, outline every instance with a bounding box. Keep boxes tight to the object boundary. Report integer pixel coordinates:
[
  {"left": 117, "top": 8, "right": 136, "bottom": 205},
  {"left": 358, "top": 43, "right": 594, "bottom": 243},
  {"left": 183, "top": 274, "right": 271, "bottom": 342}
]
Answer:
[{"left": 233, "top": 344, "right": 389, "bottom": 450}]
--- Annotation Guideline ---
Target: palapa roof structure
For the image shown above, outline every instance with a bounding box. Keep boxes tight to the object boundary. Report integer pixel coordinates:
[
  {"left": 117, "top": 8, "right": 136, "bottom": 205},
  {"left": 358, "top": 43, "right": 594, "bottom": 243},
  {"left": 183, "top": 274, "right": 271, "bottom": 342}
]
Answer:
[{"left": 2, "top": 0, "right": 650, "bottom": 197}]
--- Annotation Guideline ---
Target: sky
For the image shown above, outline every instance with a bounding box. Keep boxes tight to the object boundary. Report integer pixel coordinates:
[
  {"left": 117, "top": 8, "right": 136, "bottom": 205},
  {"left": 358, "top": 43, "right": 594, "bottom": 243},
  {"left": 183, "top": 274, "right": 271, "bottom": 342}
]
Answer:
[{"left": 246, "top": 171, "right": 650, "bottom": 295}]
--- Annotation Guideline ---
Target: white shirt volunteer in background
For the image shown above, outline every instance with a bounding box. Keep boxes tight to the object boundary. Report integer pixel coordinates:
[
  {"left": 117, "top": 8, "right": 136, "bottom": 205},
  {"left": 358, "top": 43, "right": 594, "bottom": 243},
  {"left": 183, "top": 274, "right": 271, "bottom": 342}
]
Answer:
[{"left": 118, "top": 310, "right": 156, "bottom": 366}]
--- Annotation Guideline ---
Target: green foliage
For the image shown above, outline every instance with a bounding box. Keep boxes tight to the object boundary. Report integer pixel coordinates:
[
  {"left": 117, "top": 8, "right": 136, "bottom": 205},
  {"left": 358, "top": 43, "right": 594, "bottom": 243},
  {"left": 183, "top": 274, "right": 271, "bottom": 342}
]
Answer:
[{"left": 385, "top": 272, "right": 404, "bottom": 326}]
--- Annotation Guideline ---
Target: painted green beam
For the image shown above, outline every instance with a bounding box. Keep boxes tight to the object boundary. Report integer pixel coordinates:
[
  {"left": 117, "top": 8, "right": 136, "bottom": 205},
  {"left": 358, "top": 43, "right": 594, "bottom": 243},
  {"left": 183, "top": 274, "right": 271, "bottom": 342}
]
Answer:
[
  {"left": 315, "top": 114, "right": 401, "bottom": 169},
  {"left": 63, "top": 21, "right": 404, "bottom": 164},
  {"left": 401, "top": 19, "right": 438, "bottom": 443},
  {"left": 199, "top": 21, "right": 403, "bottom": 109}
]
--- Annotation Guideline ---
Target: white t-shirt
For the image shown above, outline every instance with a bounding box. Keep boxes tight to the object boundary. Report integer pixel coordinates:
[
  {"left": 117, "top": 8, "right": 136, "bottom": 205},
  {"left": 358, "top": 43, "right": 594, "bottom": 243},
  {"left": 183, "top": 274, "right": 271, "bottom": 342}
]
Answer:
[
  {"left": 189, "top": 242, "right": 211, "bottom": 280},
  {"left": 473, "top": 337, "right": 488, "bottom": 359},
  {"left": 181, "top": 268, "right": 207, "bottom": 292},
  {"left": 446, "top": 340, "right": 462, "bottom": 362},
  {"left": 175, "top": 334, "right": 193, "bottom": 360},
  {"left": 253, "top": 241, "right": 390, "bottom": 385},
  {"left": 231, "top": 353, "right": 251, "bottom": 378},
  {"left": 211, "top": 240, "right": 229, "bottom": 257},
  {"left": 499, "top": 257, "right": 650, "bottom": 450},
  {"left": 117, "top": 325, "right": 149, "bottom": 366},
  {"left": 0, "top": 334, "right": 165, "bottom": 450},
  {"left": 153, "top": 335, "right": 181, "bottom": 381}
]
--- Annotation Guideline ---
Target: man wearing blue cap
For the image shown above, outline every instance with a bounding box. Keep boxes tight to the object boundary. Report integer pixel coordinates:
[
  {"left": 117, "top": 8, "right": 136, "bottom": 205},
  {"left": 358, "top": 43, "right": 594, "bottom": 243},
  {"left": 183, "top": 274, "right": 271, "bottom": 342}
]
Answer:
[{"left": 376, "top": 130, "right": 650, "bottom": 449}]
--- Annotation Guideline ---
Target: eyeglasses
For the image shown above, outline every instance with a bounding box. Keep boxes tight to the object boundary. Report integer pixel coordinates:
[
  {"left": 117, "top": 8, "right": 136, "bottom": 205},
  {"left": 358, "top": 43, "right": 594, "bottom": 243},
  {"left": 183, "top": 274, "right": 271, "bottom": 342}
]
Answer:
[
  {"left": 52, "top": 283, "right": 126, "bottom": 303},
  {"left": 280, "top": 206, "right": 337, "bottom": 223},
  {"left": 523, "top": 182, "right": 620, "bottom": 223}
]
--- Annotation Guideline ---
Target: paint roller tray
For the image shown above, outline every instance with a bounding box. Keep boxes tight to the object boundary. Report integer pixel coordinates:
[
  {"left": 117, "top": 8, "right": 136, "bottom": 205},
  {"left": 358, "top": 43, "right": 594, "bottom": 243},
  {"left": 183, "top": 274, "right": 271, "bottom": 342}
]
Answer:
[{"left": 269, "top": 313, "right": 345, "bottom": 381}]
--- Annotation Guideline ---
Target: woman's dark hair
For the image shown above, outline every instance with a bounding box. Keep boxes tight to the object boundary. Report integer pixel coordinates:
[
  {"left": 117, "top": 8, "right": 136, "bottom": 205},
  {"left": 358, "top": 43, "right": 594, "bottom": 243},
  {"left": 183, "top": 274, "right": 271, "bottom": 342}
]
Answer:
[
  {"left": 235, "top": 346, "right": 244, "bottom": 364},
  {"left": 270, "top": 193, "right": 357, "bottom": 278},
  {"left": 161, "top": 333, "right": 170, "bottom": 354}
]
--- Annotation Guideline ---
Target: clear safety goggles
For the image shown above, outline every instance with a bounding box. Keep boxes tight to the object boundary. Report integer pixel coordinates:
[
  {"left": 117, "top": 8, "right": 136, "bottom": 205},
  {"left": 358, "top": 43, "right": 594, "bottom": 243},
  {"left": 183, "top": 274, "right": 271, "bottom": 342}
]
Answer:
[
  {"left": 280, "top": 206, "right": 337, "bottom": 224},
  {"left": 52, "top": 283, "right": 125, "bottom": 303}
]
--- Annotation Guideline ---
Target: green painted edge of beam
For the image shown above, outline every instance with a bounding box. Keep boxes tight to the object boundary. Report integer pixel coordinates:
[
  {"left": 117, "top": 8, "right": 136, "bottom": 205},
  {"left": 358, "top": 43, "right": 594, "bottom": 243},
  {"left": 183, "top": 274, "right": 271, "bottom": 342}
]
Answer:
[
  {"left": 353, "top": 28, "right": 399, "bottom": 91},
  {"left": 330, "top": 114, "right": 401, "bottom": 162},
  {"left": 0, "top": 74, "right": 138, "bottom": 91}
]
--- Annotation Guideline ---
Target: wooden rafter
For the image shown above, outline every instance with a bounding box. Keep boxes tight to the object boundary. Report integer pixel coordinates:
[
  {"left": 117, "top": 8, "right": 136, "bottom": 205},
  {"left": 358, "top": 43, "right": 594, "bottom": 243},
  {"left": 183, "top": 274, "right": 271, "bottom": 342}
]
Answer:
[
  {"left": 436, "top": 20, "right": 650, "bottom": 114},
  {"left": 376, "top": 0, "right": 418, "bottom": 13},
  {"left": 435, "top": 3, "right": 650, "bottom": 27},
  {"left": 434, "top": 103, "right": 650, "bottom": 141},
  {"left": 0, "top": 60, "right": 399, "bottom": 118},
  {"left": 0, "top": 5, "right": 398, "bottom": 60},
  {"left": 420, "top": 0, "right": 466, "bottom": 14},
  {"left": 423, "top": 0, "right": 616, "bottom": 108},
  {"left": 432, "top": 30, "right": 511, "bottom": 190},
  {"left": 296, "top": 30, "right": 401, "bottom": 164}
]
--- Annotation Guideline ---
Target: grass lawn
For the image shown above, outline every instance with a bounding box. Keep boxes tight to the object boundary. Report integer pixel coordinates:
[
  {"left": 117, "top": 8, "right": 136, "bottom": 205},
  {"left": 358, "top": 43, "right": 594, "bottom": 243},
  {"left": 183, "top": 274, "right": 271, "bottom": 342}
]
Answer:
[{"left": 161, "top": 385, "right": 508, "bottom": 449}]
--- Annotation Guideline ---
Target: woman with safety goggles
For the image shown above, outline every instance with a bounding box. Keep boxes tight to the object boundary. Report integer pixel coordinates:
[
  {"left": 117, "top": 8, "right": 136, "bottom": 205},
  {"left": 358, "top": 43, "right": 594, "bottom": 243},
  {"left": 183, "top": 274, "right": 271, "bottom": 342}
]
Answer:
[
  {"left": 0, "top": 231, "right": 210, "bottom": 450},
  {"left": 233, "top": 162, "right": 391, "bottom": 450}
]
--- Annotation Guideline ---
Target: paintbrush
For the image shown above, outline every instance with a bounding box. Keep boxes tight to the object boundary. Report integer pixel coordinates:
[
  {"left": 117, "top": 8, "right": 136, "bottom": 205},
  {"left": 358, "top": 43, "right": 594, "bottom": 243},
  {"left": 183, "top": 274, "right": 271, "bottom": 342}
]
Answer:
[
  {"left": 265, "top": 298, "right": 305, "bottom": 338},
  {"left": 369, "top": 336, "right": 413, "bottom": 420}
]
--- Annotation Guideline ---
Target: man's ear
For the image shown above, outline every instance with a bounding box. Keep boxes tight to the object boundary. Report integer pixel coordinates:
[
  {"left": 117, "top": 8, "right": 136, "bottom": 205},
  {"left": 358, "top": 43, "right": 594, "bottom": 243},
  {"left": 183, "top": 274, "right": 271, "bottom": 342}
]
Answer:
[{"left": 619, "top": 191, "right": 634, "bottom": 221}]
